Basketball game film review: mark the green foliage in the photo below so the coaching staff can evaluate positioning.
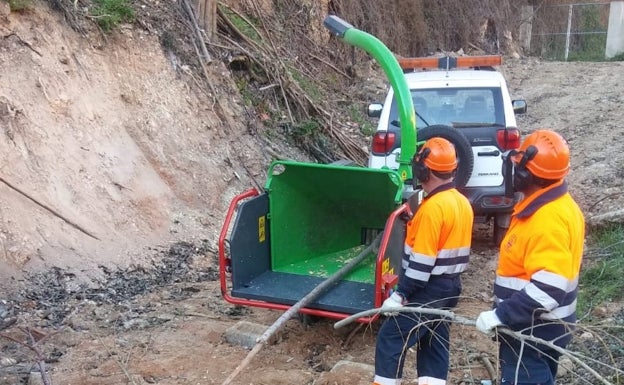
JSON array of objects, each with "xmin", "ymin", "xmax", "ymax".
[
  {"xmin": 566, "ymin": 33, "xmax": 607, "ymax": 62},
  {"xmin": 293, "ymin": 119, "xmax": 321, "ymax": 137},
  {"xmin": 578, "ymin": 224, "xmax": 624, "ymax": 316},
  {"xmin": 91, "ymin": 0, "xmax": 135, "ymax": 32}
]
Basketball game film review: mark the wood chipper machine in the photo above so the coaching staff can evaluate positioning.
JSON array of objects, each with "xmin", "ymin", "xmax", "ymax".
[{"xmin": 218, "ymin": 16, "xmax": 420, "ymax": 324}]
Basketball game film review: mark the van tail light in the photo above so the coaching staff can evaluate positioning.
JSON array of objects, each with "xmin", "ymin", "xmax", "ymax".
[
  {"xmin": 496, "ymin": 128, "xmax": 520, "ymax": 151},
  {"xmin": 371, "ymin": 131, "xmax": 396, "ymax": 154},
  {"xmin": 482, "ymin": 196, "xmax": 515, "ymax": 208}
]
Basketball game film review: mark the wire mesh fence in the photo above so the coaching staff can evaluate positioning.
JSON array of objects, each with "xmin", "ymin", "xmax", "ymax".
[{"xmin": 530, "ymin": 2, "xmax": 610, "ymax": 61}]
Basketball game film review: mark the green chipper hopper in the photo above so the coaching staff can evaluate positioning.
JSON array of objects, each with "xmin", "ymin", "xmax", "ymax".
[{"xmin": 218, "ymin": 16, "xmax": 419, "ymax": 323}]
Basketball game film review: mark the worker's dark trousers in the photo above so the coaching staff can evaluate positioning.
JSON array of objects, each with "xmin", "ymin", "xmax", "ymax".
[
  {"xmin": 374, "ymin": 276, "xmax": 461, "ymax": 383},
  {"xmin": 499, "ymin": 337, "xmax": 561, "ymax": 385}
]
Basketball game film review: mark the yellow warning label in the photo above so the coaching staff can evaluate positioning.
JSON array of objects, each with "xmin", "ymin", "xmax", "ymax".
[
  {"xmin": 381, "ymin": 257, "xmax": 394, "ymax": 276},
  {"xmin": 258, "ymin": 216, "xmax": 266, "ymax": 242}
]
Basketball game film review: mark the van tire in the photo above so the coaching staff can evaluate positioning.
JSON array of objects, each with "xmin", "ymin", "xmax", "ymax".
[
  {"xmin": 417, "ymin": 125, "xmax": 474, "ymax": 187},
  {"xmin": 493, "ymin": 221, "xmax": 507, "ymax": 246}
]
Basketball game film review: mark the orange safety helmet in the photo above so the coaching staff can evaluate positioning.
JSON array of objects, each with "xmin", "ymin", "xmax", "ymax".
[
  {"xmin": 513, "ymin": 129, "xmax": 570, "ymax": 180},
  {"xmin": 420, "ymin": 137, "xmax": 458, "ymax": 172},
  {"xmin": 412, "ymin": 137, "xmax": 457, "ymax": 183}
]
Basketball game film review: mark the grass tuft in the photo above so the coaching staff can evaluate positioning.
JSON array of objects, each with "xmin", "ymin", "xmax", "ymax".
[
  {"xmin": 578, "ymin": 224, "xmax": 624, "ymax": 316},
  {"xmin": 91, "ymin": 0, "xmax": 135, "ymax": 32}
]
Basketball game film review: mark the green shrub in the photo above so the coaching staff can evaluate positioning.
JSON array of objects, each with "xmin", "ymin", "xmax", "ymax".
[
  {"xmin": 570, "ymin": 5, "xmax": 605, "ymax": 61},
  {"xmin": 91, "ymin": 0, "xmax": 135, "ymax": 32},
  {"xmin": 293, "ymin": 119, "xmax": 321, "ymax": 137},
  {"xmin": 578, "ymin": 224, "xmax": 624, "ymax": 316},
  {"xmin": 610, "ymin": 52, "xmax": 624, "ymax": 62}
]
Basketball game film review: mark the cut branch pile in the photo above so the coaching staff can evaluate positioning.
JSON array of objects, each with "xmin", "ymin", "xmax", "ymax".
[{"xmin": 190, "ymin": 0, "xmax": 369, "ymax": 164}]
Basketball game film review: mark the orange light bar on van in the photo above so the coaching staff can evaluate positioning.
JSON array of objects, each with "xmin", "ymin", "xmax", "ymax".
[{"xmin": 398, "ymin": 55, "xmax": 502, "ymax": 70}]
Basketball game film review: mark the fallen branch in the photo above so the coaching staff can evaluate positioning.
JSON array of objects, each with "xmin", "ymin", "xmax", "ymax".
[
  {"xmin": 333, "ymin": 306, "xmax": 474, "ymax": 329},
  {"xmin": 1, "ymin": 32, "xmax": 42, "ymax": 56},
  {"xmin": 588, "ymin": 208, "xmax": 624, "ymax": 228},
  {"xmin": 335, "ymin": 307, "xmax": 620, "ymax": 385},
  {"xmin": 0, "ymin": 176, "xmax": 100, "ymax": 240},
  {"xmin": 181, "ymin": 311, "xmax": 220, "ymax": 319},
  {"xmin": 587, "ymin": 191, "xmax": 624, "ymax": 212},
  {"xmin": 497, "ymin": 328, "xmax": 617, "ymax": 385}
]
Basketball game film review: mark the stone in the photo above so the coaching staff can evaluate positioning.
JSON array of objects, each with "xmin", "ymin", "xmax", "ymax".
[
  {"xmin": 557, "ymin": 357, "xmax": 574, "ymax": 377},
  {"xmin": 223, "ymin": 320, "xmax": 268, "ymax": 349},
  {"xmin": 0, "ymin": 2, "xmax": 10, "ymax": 17},
  {"xmin": 312, "ymin": 360, "xmax": 374, "ymax": 385}
]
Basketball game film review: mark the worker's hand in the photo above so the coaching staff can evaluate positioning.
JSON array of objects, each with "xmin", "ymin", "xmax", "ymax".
[
  {"xmin": 476, "ymin": 310, "xmax": 503, "ymax": 335},
  {"xmin": 381, "ymin": 292, "xmax": 406, "ymax": 316}
]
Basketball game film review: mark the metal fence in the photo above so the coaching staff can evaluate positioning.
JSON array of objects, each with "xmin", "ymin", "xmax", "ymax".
[{"xmin": 530, "ymin": 2, "xmax": 611, "ymax": 61}]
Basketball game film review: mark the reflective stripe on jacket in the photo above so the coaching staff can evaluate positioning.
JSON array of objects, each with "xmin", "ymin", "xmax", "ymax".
[
  {"xmin": 494, "ymin": 180, "xmax": 585, "ymax": 344},
  {"xmin": 398, "ymin": 183, "xmax": 473, "ymax": 296}
]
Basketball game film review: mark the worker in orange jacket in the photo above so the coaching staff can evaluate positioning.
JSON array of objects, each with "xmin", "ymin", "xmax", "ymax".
[
  {"xmin": 476, "ymin": 129, "xmax": 585, "ymax": 385},
  {"xmin": 374, "ymin": 137, "xmax": 474, "ymax": 385}
]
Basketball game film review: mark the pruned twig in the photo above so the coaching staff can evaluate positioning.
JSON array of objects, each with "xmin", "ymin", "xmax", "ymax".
[
  {"xmin": 0, "ymin": 327, "xmax": 61, "ymax": 385},
  {"xmin": 24, "ymin": 328, "xmax": 53, "ymax": 385},
  {"xmin": 97, "ymin": 337, "xmax": 138, "ymax": 385}
]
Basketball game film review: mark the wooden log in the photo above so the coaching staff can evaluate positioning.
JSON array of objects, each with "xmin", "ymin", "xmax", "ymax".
[
  {"xmin": 588, "ymin": 208, "xmax": 624, "ymax": 228},
  {"xmin": 195, "ymin": 0, "xmax": 217, "ymax": 39}
]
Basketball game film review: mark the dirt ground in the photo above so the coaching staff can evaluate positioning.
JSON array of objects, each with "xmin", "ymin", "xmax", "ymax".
[{"xmin": 1, "ymin": 1, "xmax": 623, "ymax": 385}]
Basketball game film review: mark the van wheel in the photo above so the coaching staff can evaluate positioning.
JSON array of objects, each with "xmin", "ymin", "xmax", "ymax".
[
  {"xmin": 417, "ymin": 125, "xmax": 474, "ymax": 188},
  {"xmin": 493, "ymin": 213, "xmax": 511, "ymax": 246}
]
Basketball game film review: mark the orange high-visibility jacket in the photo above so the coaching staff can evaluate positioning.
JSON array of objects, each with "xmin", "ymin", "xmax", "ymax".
[
  {"xmin": 494, "ymin": 180, "xmax": 585, "ymax": 344},
  {"xmin": 398, "ymin": 183, "xmax": 474, "ymax": 296}
]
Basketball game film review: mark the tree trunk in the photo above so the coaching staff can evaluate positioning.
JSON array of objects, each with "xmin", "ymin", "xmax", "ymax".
[{"xmin": 195, "ymin": 0, "xmax": 217, "ymax": 39}]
